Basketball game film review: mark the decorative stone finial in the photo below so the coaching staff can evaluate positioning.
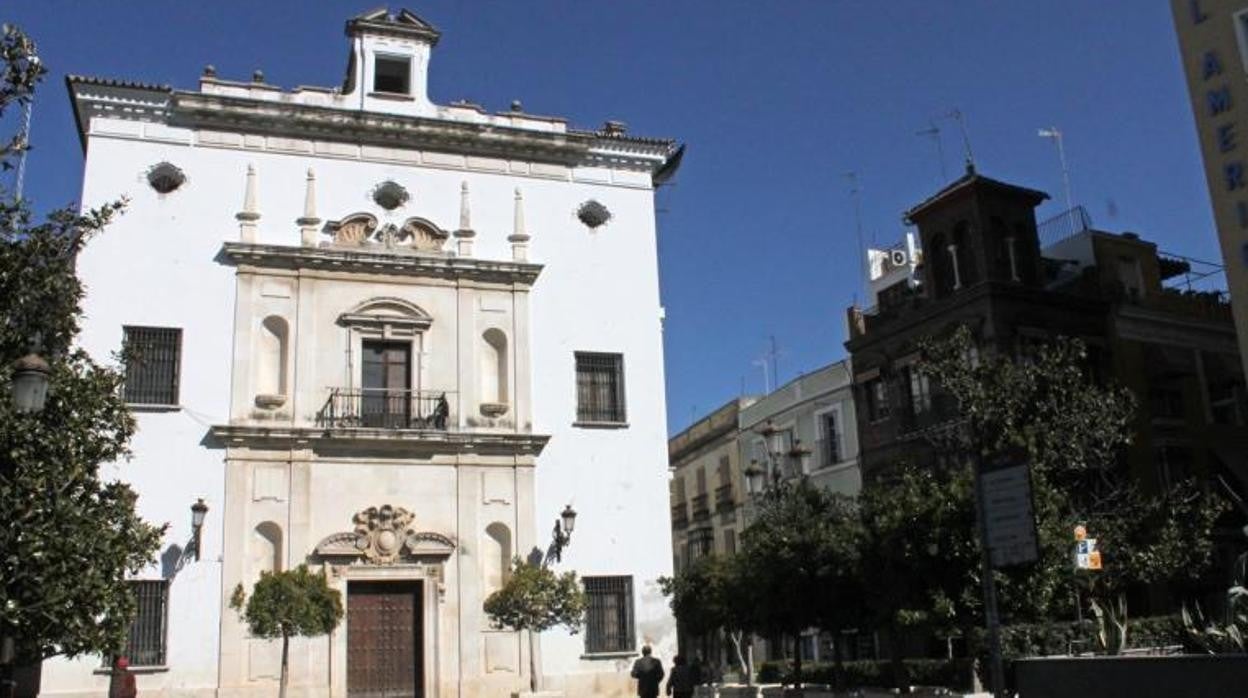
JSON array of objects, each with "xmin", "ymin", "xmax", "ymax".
[
  {"xmin": 453, "ymin": 181, "xmax": 475, "ymax": 257},
  {"xmin": 202, "ymin": 64, "xmax": 216, "ymax": 78},
  {"xmin": 236, "ymin": 164, "xmax": 260, "ymax": 243},
  {"xmin": 510, "ymin": 100, "xmax": 523, "ymax": 112},
  {"xmin": 252, "ymin": 69, "xmax": 265, "ymax": 83},
  {"xmin": 297, "ymin": 168, "xmax": 320, "ymax": 247},
  {"xmin": 509, "ymin": 187, "xmax": 531, "ymax": 262}
]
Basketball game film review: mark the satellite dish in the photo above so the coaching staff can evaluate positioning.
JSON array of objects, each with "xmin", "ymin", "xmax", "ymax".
[{"xmin": 890, "ymin": 249, "xmax": 908, "ymax": 267}]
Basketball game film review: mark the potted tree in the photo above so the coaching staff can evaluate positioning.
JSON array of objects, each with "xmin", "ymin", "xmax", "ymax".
[{"xmin": 484, "ymin": 559, "xmax": 587, "ymax": 697}]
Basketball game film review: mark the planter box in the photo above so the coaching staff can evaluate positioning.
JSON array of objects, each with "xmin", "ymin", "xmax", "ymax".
[{"xmin": 1015, "ymin": 654, "xmax": 1248, "ymax": 698}]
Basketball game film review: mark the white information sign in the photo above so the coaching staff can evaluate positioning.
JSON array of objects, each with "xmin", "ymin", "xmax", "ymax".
[{"xmin": 981, "ymin": 463, "xmax": 1039, "ymax": 568}]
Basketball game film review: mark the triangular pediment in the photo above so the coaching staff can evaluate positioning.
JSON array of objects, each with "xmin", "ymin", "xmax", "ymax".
[{"xmin": 347, "ymin": 7, "xmax": 440, "ymax": 44}]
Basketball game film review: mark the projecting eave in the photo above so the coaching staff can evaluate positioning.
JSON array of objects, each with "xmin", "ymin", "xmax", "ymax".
[
  {"xmin": 65, "ymin": 74, "xmax": 173, "ymax": 152},
  {"xmin": 219, "ymin": 242, "xmax": 544, "ymax": 286}
]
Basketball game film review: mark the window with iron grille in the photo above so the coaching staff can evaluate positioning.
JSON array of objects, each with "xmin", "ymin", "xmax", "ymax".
[
  {"xmin": 583, "ymin": 575, "xmax": 635, "ymax": 654},
  {"xmin": 117, "ymin": 580, "xmax": 169, "ymax": 667},
  {"xmin": 687, "ymin": 527, "xmax": 713, "ymax": 562},
  {"xmin": 122, "ymin": 326, "xmax": 182, "ymax": 406},
  {"xmin": 820, "ymin": 412, "xmax": 840, "ymax": 467},
  {"xmin": 575, "ymin": 352, "xmax": 626, "ymax": 424}
]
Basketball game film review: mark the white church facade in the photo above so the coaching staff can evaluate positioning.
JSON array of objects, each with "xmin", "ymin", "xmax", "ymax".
[{"xmin": 44, "ymin": 9, "xmax": 681, "ymax": 697}]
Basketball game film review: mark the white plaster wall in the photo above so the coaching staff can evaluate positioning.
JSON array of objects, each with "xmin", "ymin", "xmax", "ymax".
[{"xmin": 52, "ymin": 113, "xmax": 674, "ymax": 694}]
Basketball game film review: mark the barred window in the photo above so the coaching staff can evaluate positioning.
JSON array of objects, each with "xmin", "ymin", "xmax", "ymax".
[
  {"xmin": 120, "ymin": 580, "xmax": 169, "ymax": 667},
  {"xmin": 122, "ymin": 326, "xmax": 182, "ymax": 406},
  {"xmin": 687, "ymin": 527, "xmax": 713, "ymax": 562},
  {"xmin": 820, "ymin": 412, "xmax": 840, "ymax": 467},
  {"xmin": 584, "ymin": 575, "xmax": 635, "ymax": 654},
  {"xmin": 575, "ymin": 352, "xmax": 626, "ymax": 424}
]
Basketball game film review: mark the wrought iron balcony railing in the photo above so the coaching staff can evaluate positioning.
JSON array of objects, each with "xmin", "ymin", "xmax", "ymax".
[
  {"xmin": 714, "ymin": 484, "xmax": 735, "ymax": 511},
  {"xmin": 671, "ymin": 502, "xmax": 689, "ymax": 529},
  {"xmin": 691, "ymin": 493, "xmax": 711, "ymax": 520},
  {"xmin": 316, "ymin": 388, "xmax": 451, "ymax": 430}
]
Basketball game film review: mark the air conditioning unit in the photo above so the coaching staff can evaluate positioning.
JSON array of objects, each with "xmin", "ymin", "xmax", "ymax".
[{"xmin": 889, "ymin": 248, "xmax": 908, "ymax": 268}]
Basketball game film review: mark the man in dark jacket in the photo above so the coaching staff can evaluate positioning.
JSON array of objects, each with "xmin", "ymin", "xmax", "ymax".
[
  {"xmin": 631, "ymin": 645, "xmax": 665, "ymax": 698},
  {"xmin": 666, "ymin": 654, "xmax": 696, "ymax": 698}
]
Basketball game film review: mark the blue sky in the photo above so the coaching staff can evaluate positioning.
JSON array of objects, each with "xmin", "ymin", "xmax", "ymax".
[{"xmin": 4, "ymin": 1, "xmax": 1219, "ymax": 435}]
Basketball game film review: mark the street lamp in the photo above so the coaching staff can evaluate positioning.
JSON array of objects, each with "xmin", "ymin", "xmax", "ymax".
[
  {"xmin": 10, "ymin": 352, "xmax": 50, "ymax": 414},
  {"xmin": 787, "ymin": 439, "xmax": 813, "ymax": 477},
  {"xmin": 547, "ymin": 504, "xmax": 577, "ymax": 565},
  {"xmin": 743, "ymin": 460, "xmax": 765, "ymax": 497},
  {"xmin": 190, "ymin": 499, "xmax": 209, "ymax": 561}
]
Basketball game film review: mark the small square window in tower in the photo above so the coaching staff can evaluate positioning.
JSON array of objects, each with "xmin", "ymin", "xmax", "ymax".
[{"xmin": 374, "ymin": 56, "xmax": 411, "ymax": 94}]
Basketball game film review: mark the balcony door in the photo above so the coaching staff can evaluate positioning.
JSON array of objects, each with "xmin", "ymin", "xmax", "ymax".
[{"xmin": 362, "ymin": 340, "xmax": 410, "ymax": 428}]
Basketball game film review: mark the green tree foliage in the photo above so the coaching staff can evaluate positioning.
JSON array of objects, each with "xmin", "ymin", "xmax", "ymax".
[
  {"xmin": 0, "ymin": 23, "xmax": 163, "ymax": 665},
  {"xmin": 919, "ymin": 327, "xmax": 1225, "ymax": 599},
  {"xmin": 737, "ymin": 479, "xmax": 864, "ymax": 688},
  {"xmin": 230, "ymin": 566, "xmax": 343, "ymax": 698},
  {"xmin": 659, "ymin": 554, "xmax": 755, "ymax": 681},
  {"xmin": 484, "ymin": 559, "xmax": 586, "ymax": 692}
]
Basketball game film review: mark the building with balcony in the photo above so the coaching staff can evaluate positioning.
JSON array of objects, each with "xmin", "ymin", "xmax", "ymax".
[
  {"xmin": 46, "ymin": 8, "xmax": 682, "ymax": 698},
  {"xmin": 666, "ymin": 360, "xmax": 862, "ymax": 672},
  {"xmin": 844, "ymin": 167, "xmax": 1248, "ymax": 605}
]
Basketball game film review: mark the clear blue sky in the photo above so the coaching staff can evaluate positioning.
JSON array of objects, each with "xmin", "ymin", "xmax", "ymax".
[{"xmin": 4, "ymin": 1, "xmax": 1220, "ymax": 435}]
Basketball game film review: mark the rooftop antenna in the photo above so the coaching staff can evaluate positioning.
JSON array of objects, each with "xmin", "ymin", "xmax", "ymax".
[
  {"xmin": 14, "ymin": 97, "xmax": 33, "ymax": 201},
  {"xmin": 753, "ymin": 336, "xmax": 785, "ymax": 394},
  {"xmin": 945, "ymin": 109, "xmax": 975, "ymax": 170},
  {"xmin": 1038, "ymin": 126, "xmax": 1075, "ymax": 214},
  {"xmin": 916, "ymin": 121, "xmax": 948, "ymax": 182},
  {"xmin": 845, "ymin": 171, "xmax": 866, "ymax": 291}
]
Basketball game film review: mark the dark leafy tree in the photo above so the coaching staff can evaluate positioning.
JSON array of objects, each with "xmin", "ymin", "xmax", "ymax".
[
  {"xmin": 0, "ymin": 22, "xmax": 163, "ymax": 675},
  {"xmin": 734, "ymin": 478, "xmax": 864, "ymax": 689},
  {"xmin": 659, "ymin": 554, "xmax": 756, "ymax": 683},
  {"xmin": 484, "ymin": 559, "xmax": 586, "ymax": 693},
  {"xmin": 230, "ymin": 566, "xmax": 344, "ymax": 698}
]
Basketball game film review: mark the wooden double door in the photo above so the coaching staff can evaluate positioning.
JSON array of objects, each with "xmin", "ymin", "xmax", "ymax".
[{"xmin": 347, "ymin": 580, "xmax": 424, "ymax": 698}]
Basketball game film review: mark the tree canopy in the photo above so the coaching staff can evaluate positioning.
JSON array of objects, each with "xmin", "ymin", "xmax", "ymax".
[
  {"xmin": 0, "ymin": 23, "xmax": 163, "ymax": 664},
  {"xmin": 483, "ymin": 559, "xmax": 586, "ymax": 634}
]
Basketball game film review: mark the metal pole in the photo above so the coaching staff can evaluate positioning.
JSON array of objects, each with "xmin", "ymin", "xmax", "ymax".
[
  {"xmin": 973, "ymin": 455, "xmax": 1006, "ymax": 697},
  {"xmin": 14, "ymin": 99, "xmax": 32, "ymax": 202}
]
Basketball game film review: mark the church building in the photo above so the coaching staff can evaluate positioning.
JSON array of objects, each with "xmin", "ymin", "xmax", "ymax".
[{"xmin": 45, "ymin": 9, "xmax": 681, "ymax": 697}]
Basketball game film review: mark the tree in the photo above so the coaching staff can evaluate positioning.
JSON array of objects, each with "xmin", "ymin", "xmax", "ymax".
[
  {"xmin": 734, "ymin": 478, "xmax": 864, "ymax": 689},
  {"xmin": 484, "ymin": 559, "xmax": 586, "ymax": 693},
  {"xmin": 230, "ymin": 566, "xmax": 344, "ymax": 698},
  {"xmin": 858, "ymin": 464, "xmax": 979, "ymax": 688},
  {"xmin": 659, "ymin": 554, "xmax": 755, "ymax": 683},
  {"xmin": 0, "ymin": 21, "xmax": 163, "ymax": 678},
  {"xmin": 918, "ymin": 327, "xmax": 1225, "ymax": 610}
]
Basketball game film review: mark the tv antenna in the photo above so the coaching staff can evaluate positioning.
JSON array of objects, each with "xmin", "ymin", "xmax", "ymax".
[
  {"xmin": 1038, "ymin": 126, "xmax": 1075, "ymax": 214},
  {"xmin": 944, "ymin": 108, "xmax": 975, "ymax": 169},
  {"xmin": 14, "ymin": 98, "xmax": 33, "ymax": 201},
  {"xmin": 845, "ymin": 171, "xmax": 866, "ymax": 290},
  {"xmin": 916, "ymin": 121, "xmax": 947, "ymax": 181}
]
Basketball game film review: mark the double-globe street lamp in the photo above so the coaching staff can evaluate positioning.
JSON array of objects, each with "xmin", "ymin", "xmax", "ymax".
[{"xmin": 742, "ymin": 420, "xmax": 813, "ymax": 498}]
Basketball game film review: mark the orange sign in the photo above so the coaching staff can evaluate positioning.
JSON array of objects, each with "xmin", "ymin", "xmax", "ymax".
[{"xmin": 1074, "ymin": 525, "xmax": 1087, "ymax": 541}]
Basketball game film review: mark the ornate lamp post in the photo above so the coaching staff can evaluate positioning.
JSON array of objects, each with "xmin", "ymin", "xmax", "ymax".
[
  {"xmin": 10, "ymin": 352, "xmax": 50, "ymax": 414},
  {"xmin": 190, "ymin": 499, "xmax": 209, "ymax": 561},
  {"xmin": 546, "ymin": 504, "xmax": 577, "ymax": 565}
]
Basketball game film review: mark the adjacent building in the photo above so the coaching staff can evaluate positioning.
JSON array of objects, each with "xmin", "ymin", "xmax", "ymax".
[
  {"xmin": 667, "ymin": 360, "xmax": 862, "ymax": 671},
  {"xmin": 844, "ymin": 167, "xmax": 1248, "ymax": 611},
  {"xmin": 1172, "ymin": 0, "xmax": 1248, "ymax": 380},
  {"xmin": 47, "ymin": 9, "xmax": 681, "ymax": 697}
]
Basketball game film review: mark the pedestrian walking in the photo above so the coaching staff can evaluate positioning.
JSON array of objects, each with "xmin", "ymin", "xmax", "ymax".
[
  {"xmin": 666, "ymin": 654, "xmax": 697, "ymax": 698},
  {"xmin": 631, "ymin": 645, "xmax": 665, "ymax": 698}
]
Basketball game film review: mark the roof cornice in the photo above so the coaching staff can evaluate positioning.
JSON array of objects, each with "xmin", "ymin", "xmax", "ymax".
[
  {"xmin": 209, "ymin": 424, "xmax": 550, "ymax": 457},
  {"xmin": 171, "ymin": 91, "xmax": 603, "ymax": 166},
  {"xmin": 220, "ymin": 242, "xmax": 544, "ymax": 286}
]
